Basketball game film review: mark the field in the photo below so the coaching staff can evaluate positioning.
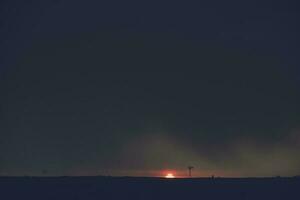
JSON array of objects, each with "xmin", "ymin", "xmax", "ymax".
[{"xmin": 1, "ymin": 176, "xmax": 299, "ymax": 199}]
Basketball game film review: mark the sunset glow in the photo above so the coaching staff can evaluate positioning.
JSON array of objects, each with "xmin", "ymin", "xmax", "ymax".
[{"xmin": 165, "ymin": 173, "xmax": 175, "ymax": 178}]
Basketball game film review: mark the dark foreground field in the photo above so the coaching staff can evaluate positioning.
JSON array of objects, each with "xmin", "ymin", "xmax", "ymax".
[{"xmin": 1, "ymin": 176, "xmax": 299, "ymax": 199}]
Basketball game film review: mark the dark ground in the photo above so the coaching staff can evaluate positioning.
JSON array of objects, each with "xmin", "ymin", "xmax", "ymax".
[{"xmin": 0, "ymin": 176, "xmax": 300, "ymax": 199}]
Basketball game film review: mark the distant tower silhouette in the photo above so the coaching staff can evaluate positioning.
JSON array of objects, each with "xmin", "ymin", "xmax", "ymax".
[{"xmin": 188, "ymin": 166, "xmax": 194, "ymax": 177}]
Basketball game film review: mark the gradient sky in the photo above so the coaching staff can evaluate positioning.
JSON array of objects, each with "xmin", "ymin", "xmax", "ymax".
[{"xmin": 1, "ymin": 0, "xmax": 300, "ymax": 177}]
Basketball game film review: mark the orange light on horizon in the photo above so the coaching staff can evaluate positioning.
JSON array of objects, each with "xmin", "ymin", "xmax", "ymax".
[{"xmin": 165, "ymin": 173, "xmax": 175, "ymax": 178}]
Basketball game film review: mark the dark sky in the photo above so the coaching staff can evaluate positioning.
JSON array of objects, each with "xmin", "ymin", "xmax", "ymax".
[{"xmin": 1, "ymin": 0, "xmax": 300, "ymax": 177}]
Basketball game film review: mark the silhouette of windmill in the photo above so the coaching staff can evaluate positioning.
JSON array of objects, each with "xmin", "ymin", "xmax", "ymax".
[{"xmin": 188, "ymin": 166, "xmax": 194, "ymax": 177}]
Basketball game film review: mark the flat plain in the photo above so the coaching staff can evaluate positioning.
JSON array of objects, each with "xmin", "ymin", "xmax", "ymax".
[{"xmin": 1, "ymin": 176, "xmax": 299, "ymax": 200}]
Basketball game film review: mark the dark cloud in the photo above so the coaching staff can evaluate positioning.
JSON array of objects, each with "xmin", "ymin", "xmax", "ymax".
[{"xmin": 1, "ymin": 0, "xmax": 299, "ymax": 177}]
